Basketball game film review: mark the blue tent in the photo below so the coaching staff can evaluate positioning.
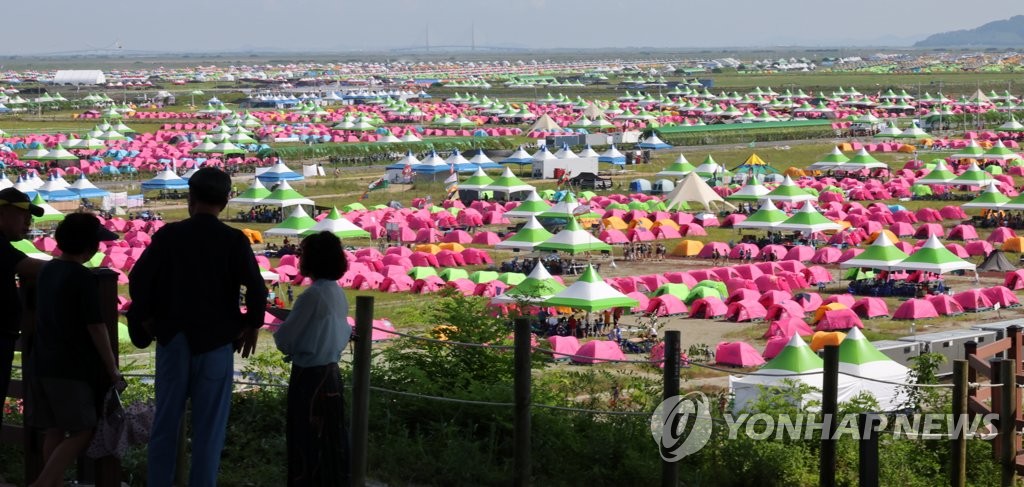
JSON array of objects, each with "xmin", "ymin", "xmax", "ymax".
[
  {"xmin": 629, "ymin": 179, "xmax": 652, "ymax": 192},
  {"xmin": 255, "ymin": 161, "xmax": 304, "ymax": 183}
]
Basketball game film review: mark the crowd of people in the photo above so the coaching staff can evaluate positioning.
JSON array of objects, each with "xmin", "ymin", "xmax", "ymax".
[
  {"xmin": 622, "ymin": 242, "xmax": 666, "ymax": 261},
  {"xmin": 235, "ymin": 205, "xmax": 284, "ymax": 224}
]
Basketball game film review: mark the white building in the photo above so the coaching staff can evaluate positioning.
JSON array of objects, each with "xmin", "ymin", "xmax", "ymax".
[{"xmin": 52, "ymin": 70, "xmax": 106, "ymax": 85}]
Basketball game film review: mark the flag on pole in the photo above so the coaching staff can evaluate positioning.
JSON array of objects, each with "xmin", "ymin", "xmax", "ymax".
[
  {"xmin": 443, "ymin": 172, "xmax": 458, "ymax": 186},
  {"xmin": 401, "ymin": 164, "xmax": 413, "ymax": 177},
  {"xmin": 367, "ymin": 177, "xmax": 385, "ymax": 191},
  {"xmin": 557, "ymin": 170, "xmax": 572, "ymax": 187}
]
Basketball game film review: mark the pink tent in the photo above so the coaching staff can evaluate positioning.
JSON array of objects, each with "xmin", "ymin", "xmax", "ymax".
[
  {"xmin": 473, "ymin": 281, "xmax": 508, "ymax": 298},
  {"xmin": 545, "ymin": 335, "xmax": 581, "ymax": 360},
  {"xmin": 763, "ymin": 317, "xmax": 814, "ymax": 338},
  {"xmin": 646, "ymin": 295, "xmax": 688, "ymax": 316},
  {"xmin": 729, "ymin": 243, "xmax": 760, "ymax": 260},
  {"xmin": 914, "ymin": 223, "xmax": 944, "ymax": 239},
  {"xmin": 954, "ymin": 289, "xmax": 994, "ymax": 311},
  {"xmin": 947, "ymin": 225, "xmax": 979, "ymax": 241},
  {"xmin": 726, "ymin": 288, "xmax": 761, "ymax": 305},
  {"xmin": 385, "ymin": 246, "xmax": 413, "ymax": 257},
  {"xmin": 725, "ymin": 300, "xmax": 768, "ymax": 322},
  {"xmin": 409, "ymin": 252, "xmax": 440, "ymax": 267},
  {"xmin": 765, "ymin": 301, "xmax": 807, "ymax": 321},
  {"xmin": 893, "ymin": 299, "xmax": 939, "ymax": 320},
  {"xmin": 572, "ymin": 340, "xmax": 627, "ymax": 364},
  {"xmin": 784, "ymin": 245, "xmax": 815, "ymax": 262},
  {"xmin": 689, "ymin": 297, "xmax": 728, "ymax": 319},
  {"xmin": 802, "ymin": 266, "xmax": 834, "ymax": 285},
  {"xmin": 760, "ymin": 244, "xmax": 788, "ymax": 261},
  {"xmin": 810, "ymin": 247, "xmax": 841, "ymax": 264},
  {"xmin": 471, "ymin": 231, "xmax": 502, "ymax": 246},
  {"xmin": 626, "ymin": 292, "xmax": 650, "ymax": 313},
  {"xmin": 823, "ymin": 294, "xmax": 856, "ymax": 307},
  {"xmin": 794, "ymin": 292, "xmax": 824, "ymax": 312},
  {"xmin": 436, "ymin": 250, "xmax": 466, "ymax": 267},
  {"xmin": 926, "ymin": 294, "xmax": 964, "ymax": 316},
  {"xmin": 762, "ymin": 336, "xmax": 789, "ymax": 360},
  {"xmin": 412, "ymin": 276, "xmax": 445, "ymax": 294},
  {"xmin": 599, "ymin": 229, "xmax": 629, "ymax": 244},
  {"xmin": 988, "ymin": 227, "xmax": 1016, "ymax": 244},
  {"xmin": 1004, "ymin": 270, "xmax": 1024, "ymax": 290},
  {"xmin": 982, "ymin": 286, "xmax": 1019, "ymax": 308},
  {"xmin": 758, "ymin": 290, "xmax": 793, "ymax": 308},
  {"xmin": 725, "ymin": 277, "xmax": 758, "ymax": 294},
  {"xmin": 965, "ymin": 241, "xmax": 994, "ymax": 257},
  {"xmin": 379, "ymin": 275, "xmax": 415, "ymax": 293},
  {"xmin": 697, "ymin": 242, "xmax": 730, "ymax": 259},
  {"xmin": 444, "ymin": 278, "xmax": 476, "ymax": 296},
  {"xmin": 754, "ymin": 275, "xmax": 791, "ymax": 293},
  {"xmin": 815, "ymin": 309, "xmax": 864, "ymax": 331},
  {"xmin": 851, "ymin": 297, "xmax": 889, "ymax": 319},
  {"xmin": 715, "ymin": 342, "xmax": 766, "ymax": 367},
  {"xmin": 442, "ymin": 230, "xmax": 472, "ymax": 243},
  {"xmin": 351, "ymin": 272, "xmax": 385, "ymax": 291}
]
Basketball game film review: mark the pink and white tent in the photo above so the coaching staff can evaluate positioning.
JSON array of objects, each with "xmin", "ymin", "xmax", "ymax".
[
  {"xmin": 893, "ymin": 299, "xmax": 939, "ymax": 320},
  {"xmin": 572, "ymin": 340, "xmax": 627, "ymax": 364},
  {"xmin": 715, "ymin": 342, "xmax": 766, "ymax": 367}
]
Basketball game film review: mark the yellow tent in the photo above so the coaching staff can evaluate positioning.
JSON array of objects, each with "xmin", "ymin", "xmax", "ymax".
[
  {"xmin": 416, "ymin": 244, "xmax": 443, "ymax": 254},
  {"xmin": 438, "ymin": 243, "xmax": 465, "ymax": 253},
  {"xmin": 743, "ymin": 153, "xmax": 768, "ymax": 167},
  {"xmin": 814, "ymin": 303, "xmax": 849, "ymax": 323},
  {"xmin": 651, "ymin": 219, "xmax": 680, "ymax": 231},
  {"xmin": 897, "ymin": 144, "xmax": 917, "ymax": 153},
  {"xmin": 810, "ymin": 331, "xmax": 846, "ymax": 352},
  {"xmin": 671, "ymin": 240, "xmax": 704, "ymax": 257},
  {"xmin": 785, "ymin": 167, "xmax": 808, "ymax": 178},
  {"xmin": 602, "ymin": 217, "xmax": 628, "ymax": 230}
]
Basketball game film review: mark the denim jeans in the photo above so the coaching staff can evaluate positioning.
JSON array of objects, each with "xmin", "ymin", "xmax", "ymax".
[{"xmin": 147, "ymin": 333, "xmax": 234, "ymax": 487}]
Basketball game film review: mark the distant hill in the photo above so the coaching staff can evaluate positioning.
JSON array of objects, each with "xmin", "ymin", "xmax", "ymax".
[{"xmin": 916, "ymin": 15, "xmax": 1024, "ymax": 47}]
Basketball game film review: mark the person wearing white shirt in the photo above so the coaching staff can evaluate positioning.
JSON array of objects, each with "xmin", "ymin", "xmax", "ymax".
[{"xmin": 273, "ymin": 232, "xmax": 351, "ymax": 486}]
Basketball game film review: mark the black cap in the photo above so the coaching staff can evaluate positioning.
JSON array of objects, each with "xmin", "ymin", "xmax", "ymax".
[{"xmin": 0, "ymin": 188, "xmax": 44, "ymax": 217}]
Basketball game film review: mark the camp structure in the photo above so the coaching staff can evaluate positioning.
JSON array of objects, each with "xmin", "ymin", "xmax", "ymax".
[
  {"xmin": 734, "ymin": 199, "xmax": 788, "ymax": 230},
  {"xmin": 544, "ymin": 265, "xmax": 638, "ymax": 312},
  {"xmin": 978, "ymin": 249, "xmax": 1016, "ymax": 272},
  {"xmin": 656, "ymin": 154, "xmax": 696, "ymax": 178},
  {"xmin": 663, "ymin": 172, "xmax": 736, "ymax": 212},
  {"xmin": 730, "ymin": 334, "xmax": 856, "ymax": 413},
  {"xmin": 807, "ymin": 147, "xmax": 850, "ymax": 171},
  {"xmin": 502, "ymin": 190, "xmax": 552, "ymax": 219},
  {"xmin": 763, "ymin": 175, "xmax": 816, "ymax": 204},
  {"xmin": 963, "ymin": 182, "xmax": 1009, "ymax": 210},
  {"xmin": 265, "ymin": 206, "xmax": 317, "ymax": 237},
  {"xmin": 894, "ymin": 235, "xmax": 977, "ymax": 276},
  {"xmin": 730, "ymin": 153, "xmax": 779, "ymax": 178},
  {"xmin": 300, "ymin": 207, "xmax": 371, "ymax": 239},
  {"xmin": 839, "ymin": 232, "xmax": 909, "ymax": 271},
  {"xmin": 491, "ymin": 261, "xmax": 566, "ymax": 304},
  {"xmin": 495, "ymin": 216, "xmax": 554, "ymax": 251},
  {"xmin": 535, "ymin": 218, "xmax": 612, "ymax": 254},
  {"xmin": 774, "ymin": 202, "xmax": 842, "ymax": 234},
  {"xmin": 141, "ymin": 166, "xmax": 189, "ymax": 191},
  {"xmin": 837, "ymin": 327, "xmax": 910, "ymax": 411},
  {"xmin": 256, "ymin": 160, "xmax": 304, "ymax": 183},
  {"xmin": 915, "ymin": 159, "xmax": 957, "ymax": 185},
  {"xmin": 484, "ymin": 167, "xmax": 536, "ymax": 201},
  {"xmin": 229, "ymin": 179, "xmax": 273, "ymax": 205}
]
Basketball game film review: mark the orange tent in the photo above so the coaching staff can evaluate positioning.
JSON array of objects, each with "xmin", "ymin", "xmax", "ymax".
[
  {"xmin": 437, "ymin": 243, "xmax": 464, "ymax": 253},
  {"xmin": 242, "ymin": 228, "xmax": 263, "ymax": 244},
  {"xmin": 785, "ymin": 167, "xmax": 807, "ymax": 178},
  {"xmin": 671, "ymin": 240, "xmax": 704, "ymax": 257},
  {"xmin": 810, "ymin": 331, "xmax": 846, "ymax": 352},
  {"xmin": 1002, "ymin": 237, "xmax": 1024, "ymax": 253},
  {"xmin": 651, "ymin": 219, "xmax": 681, "ymax": 231},
  {"xmin": 416, "ymin": 244, "xmax": 443, "ymax": 254},
  {"xmin": 897, "ymin": 144, "xmax": 917, "ymax": 153},
  {"xmin": 838, "ymin": 143, "xmax": 854, "ymax": 152},
  {"xmin": 628, "ymin": 217, "xmax": 654, "ymax": 230},
  {"xmin": 864, "ymin": 229, "xmax": 900, "ymax": 245},
  {"xmin": 814, "ymin": 303, "xmax": 849, "ymax": 323}
]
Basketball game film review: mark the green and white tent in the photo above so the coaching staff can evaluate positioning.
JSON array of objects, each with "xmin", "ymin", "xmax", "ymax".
[
  {"xmin": 734, "ymin": 199, "xmax": 788, "ymax": 230},
  {"xmin": 894, "ymin": 235, "xmax": 977, "ymax": 275},
  {"xmin": 949, "ymin": 161, "xmax": 994, "ymax": 187},
  {"xmin": 915, "ymin": 160, "xmax": 957, "ymax": 185},
  {"xmin": 11, "ymin": 239, "xmax": 52, "ymax": 261},
  {"xmin": 485, "ymin": 167, "xmax": 535, "ymax": 199},
  {"xmin": 495, "ymin": 216, "xmax": 554, "ymax": 251},
  {"xmin": 265, "ymin": 206, "xmax": 317, "ymax": 237},
  {"xmin": 840, "ymin": 148, "xmax": 887, "ymax": 172},
  {"xmin": 544, "ymin": 265, "xmax": 637, "ymax": 312},
  {"xmin": 693, "ymin": 155, "xmax": 724, "ymax": 178},
  {"xmin": 807, "ymin": 146, "xmax": 850, "ymax": 171},
  {"xmin": 300, "ymin": 207, "xmax": 371, "ymax": 239},
  {"xmin": 963, "ymin": 182, "xmax": 1010, "ymax": 209},
  {"xmin": 503, "ymin": 190, "xmax": 552, "ymax": 219},
  {"xmin": 229, "ymin": 179, "xmax": 272, "ymax": 205},
  {"xmin": 537, "ymin": 193, "xmax": 600, "ymax": 220},
  {"xmin": 838, "ymin": 327, "xmax": 911, "ymax": 411},
  {"xmin": 31, "ymin": 193, "xmax": 64, "ymax": 223},
  {"xmin": 39, "ymin": 146, "xmax": 78, "ymax": 161},
  {"xmin": 656, "ymin": 154, "xmax": 696, "ymax": 177},
  {"xmin": 775, "ymin": 202, "xmax": 842, "ymax": 233},
  {"xmin": 763, "ymin": 175, "xmax": 816, "ymax": 204},
  {"xmin": 491, "ymin": 261, "xmax": 566, "ymax": 304},
  {"xmin": 951, "ymin": 139, "xmax": 986, "ymax": 160},
  {"xmin": 982, "ymin": 140, "xmax": 1022, "ymax": 161},
  {"xmin": 730, "ymin": 334, "xmax": 857, "ymax": 413},
  {"xmin": 896, "ymin": 126, "xmax": 932, "ymax": 140},
  {"xmin": 725, "ymin": 178, "xmax": 771, "ymax": 201},
  {"xmin": 535, "ymin": 218, "xmax": 612, "ymax": 254},
  {"xmin": 997, "ymin": 117, "xmax": 1024, "ymax": 133},
  {"xmin": 260, "ymin": 181, "xmax": 315, "ymax": 208},
  {"xmin": 873, "ymin": 122, "xmax": 902, "ymax": 139},
  {"xmin": 839, "ymin": 232, "xmax": 908, "ymax": 270},
  {"xmin": 459, "ymin": 167, "xmax": 494, "ymax": 192}
]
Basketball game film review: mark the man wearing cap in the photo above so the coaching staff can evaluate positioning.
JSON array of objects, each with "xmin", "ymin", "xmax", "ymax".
[
  {"xmin": 128, "ymin": 168, "xmax": 266, "ymax": 487},
  {"xmin": 0, "ymin": 187, "xmax": 45, "ymax": 425}
]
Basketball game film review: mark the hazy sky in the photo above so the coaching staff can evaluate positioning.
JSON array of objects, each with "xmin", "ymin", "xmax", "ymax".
[{"xmin": 3, "ymin": 0, "xmax": 1021, "ymax": 54}]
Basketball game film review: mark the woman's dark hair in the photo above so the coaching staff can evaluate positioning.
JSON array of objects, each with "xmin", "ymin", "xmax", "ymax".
[{"xmin": 299, "ymin": 231, "xmax": 347, "ymax": 280}]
